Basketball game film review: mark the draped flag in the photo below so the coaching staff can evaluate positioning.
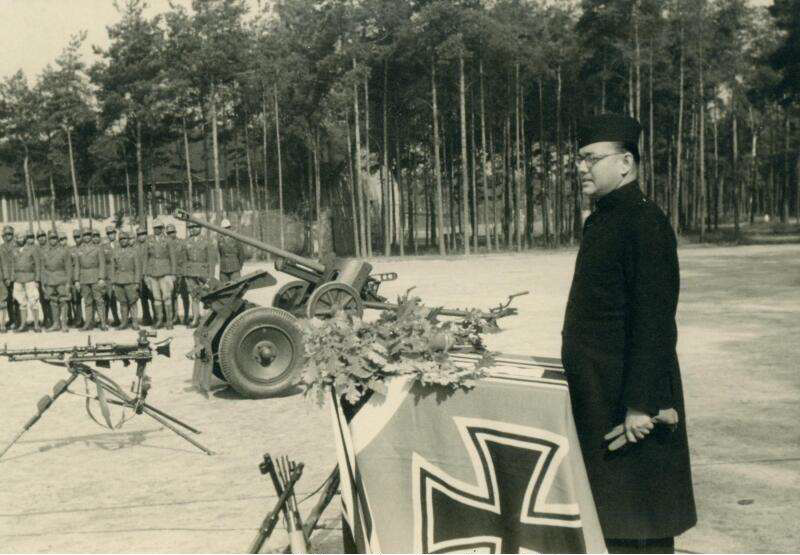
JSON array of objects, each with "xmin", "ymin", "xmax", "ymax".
[{"xmin": 331, "ymin": 353, "xmax": 606, "ymax": 554}]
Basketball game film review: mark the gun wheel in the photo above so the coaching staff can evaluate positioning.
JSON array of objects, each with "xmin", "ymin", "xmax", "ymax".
[
  {"xmin": 217, "ymin": 307, "xmax": 304, "ymax": 398},
  {"xmin": 305, "ymin": 282, "xmax": 364, "ymax": 319},
  {"xmin": 272, "ymin": 280, "xmax": 310, "ymax": 312}
]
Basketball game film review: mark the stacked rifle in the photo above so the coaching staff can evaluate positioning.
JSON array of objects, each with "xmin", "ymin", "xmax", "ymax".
[{"xmin": 249, "ymin": 453, "xmax": 341, "ymax": 554}]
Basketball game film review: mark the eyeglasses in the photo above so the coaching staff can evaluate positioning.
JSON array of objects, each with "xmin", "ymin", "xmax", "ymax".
[{"xmin": 575, "ymin": 151, "xmax": 624, "ymax": 168}]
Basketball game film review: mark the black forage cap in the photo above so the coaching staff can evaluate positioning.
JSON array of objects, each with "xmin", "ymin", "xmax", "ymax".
[{"xmin": 577, "ymin": 113, "xmax": 642, "ymax": 149}]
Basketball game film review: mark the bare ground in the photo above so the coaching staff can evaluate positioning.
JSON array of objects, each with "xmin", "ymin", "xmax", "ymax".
[{"xmin": 1, "ymin": 244, "xmax": 799, "ymax": 553}]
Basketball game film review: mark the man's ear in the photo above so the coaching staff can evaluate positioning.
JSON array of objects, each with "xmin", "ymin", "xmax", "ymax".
[{"xmin": 620, "ymin": 152, "xmax": 634, "ymax": 177}]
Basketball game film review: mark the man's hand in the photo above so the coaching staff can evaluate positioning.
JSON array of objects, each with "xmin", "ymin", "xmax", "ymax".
[
  {"xmin": 604, "ymin": 408, "xmax": 679, "ymax": 451},
  {"xmin": 624, "ymin": 408, "xmax": 654, "ymax": 443}
]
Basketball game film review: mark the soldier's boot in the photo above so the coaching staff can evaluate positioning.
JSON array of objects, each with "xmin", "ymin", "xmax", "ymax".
[
  {"xmin": 0, "ymin": 310, "xmax": 7, "ymax": 333},
  {"xmin": 118, "ymin": 304, "xmax": 129, "ymax": 330},
  {"xmin": 97, "ymin": 301, "xmax": 108, "ymax": 331},
  {"xmin": 81, "ymin": 302, "xmax": 95, "ymax": 331},
  {"xmin": 164, "ymin": 304, "xmax": 174, "ymax": 330},
  {"xmin": 32, "ymin": 307, "xmax": 41, "ymax": 333},
  {"xmin": 129, "ymin": 305, "xmax": 140, "ymax": 331},
  {"xmin": 109, "ymin": 297, "xmax": 120, "ymax": 327},
  {"xmin": 141, "ymin": 293, "xmax": 153, "ymax": 326},
  {"xmin": 152, "ymin": 304, "xmax": 163, "ymax": 329},
  {"xmin": 47, "ymin": 303, "xmax": 60, "ymax": 332},
  {"xmin": 14, "ymin": 309, "xmax": 27, "ymax": 333},
  {"xmin": 60, "ymin": 303, "xmax": 69, "ymax": 333}
]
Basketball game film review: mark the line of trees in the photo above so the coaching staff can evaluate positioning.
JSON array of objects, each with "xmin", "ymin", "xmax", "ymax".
[{"xmin": 1, "ymin": 0, "xmax": 799, "ymax": 255}]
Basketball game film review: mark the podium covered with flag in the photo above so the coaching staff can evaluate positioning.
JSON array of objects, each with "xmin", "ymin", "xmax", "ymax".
[{"xmin": 330, "ymin": 353, "xmax": 606, "ymax": 553}]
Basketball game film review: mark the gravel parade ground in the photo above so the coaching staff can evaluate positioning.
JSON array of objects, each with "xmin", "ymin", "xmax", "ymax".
[{"xmin": 1, "ymin": 244, "xmax": 799, "ymax": 553}]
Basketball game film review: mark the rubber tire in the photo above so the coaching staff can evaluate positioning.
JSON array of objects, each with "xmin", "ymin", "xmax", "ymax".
[
  {"xmin": 272, "ymin": 280, "xmax": 309, "ymax": 311},
  {"xmin": 217, "ymin": 306, "xmax": 304, "ymax": 399}
]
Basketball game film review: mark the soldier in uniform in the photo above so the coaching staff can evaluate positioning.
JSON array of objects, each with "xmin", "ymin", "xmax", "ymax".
[
  {"xmin": 2, "ymin": 225, "xmax": 19, "ymax": 329},
  {"xmin": 41, "ymin": 230, "xmax": 73, "ymax": 332},
  {"xmin": 111, "ymin": 231, "xmax": 142, "ymax": 330},
  {"xmin": 135, "ymin": 226, "xmax": 153, "ymax": 325},
  {"xmin": 143, "ymin": 219, "xmax": 177, "ymax": 329},
  {"xmin": 217, "ymin": 218, "xmax": 247, "ymax": 282},
  {"xmin": 35, "ymin": 229, "xmax": 52, "ymax": 328},
  {"xmin": 166, "ymin": 223, "xmax": 189, "ymax": 326},
  {"xmin": 77, "ymin": 228, "xmax": 107, "ymax": 331},
  {"xmin": 11, "ymin": 231, "xmax": 42, "ymax": 333},
  {"xmin": 0, "ymin": 230, "xmax": 8, "ymax": 333},
  {"xmin": 69, "ymin": 228, "xmax": 84, "ymax": 328},
  {"xmin": 102, "ymin": 225, "xmax": 121, "ymax": 327},
  {"xmin": 183, "ymin": 221, "xmax": 216, "ymax": 327}
]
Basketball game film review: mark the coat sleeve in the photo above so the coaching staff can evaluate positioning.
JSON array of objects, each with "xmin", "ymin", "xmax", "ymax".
[
  {"xmin": 65, "ymin": 250, "xmax": 73, "ymax": 284},
  {"xmin": 621, "ymin": 209, "xmax": 680, "ymax": 416},
  {"xmin": 98, "ymin": 248, "xmax": 105, "ymax": 280}
]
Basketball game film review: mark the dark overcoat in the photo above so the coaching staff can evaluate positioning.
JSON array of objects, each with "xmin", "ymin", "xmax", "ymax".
[{"xmin": 561, "ymin": 181, "xmax": 697, "ymax": 540}]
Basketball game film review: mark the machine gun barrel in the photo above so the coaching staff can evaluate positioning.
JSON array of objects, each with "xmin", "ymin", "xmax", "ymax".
[{"xmin": 174, "ymin": 209, "xmax": 326, "ymax": 274}]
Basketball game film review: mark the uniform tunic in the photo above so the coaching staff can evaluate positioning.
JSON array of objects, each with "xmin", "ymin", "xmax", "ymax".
[
  {"xmin": 42, "ymin": 245, "xmax": 73, "ymax": 301},
  {"xmin": 183, "ymin": 236, "xmax": 216, "ymax": 295},
  {"xmin": 76, "ymin": 244, "xmax": 106, "ymax": 302},
  {"xmin": 111, "ymin": 246, "xmax": 142, "ymax": 304},
  {"xmin": 0, "ymin": 243, "xmax": 11, "ymax": 307},
  {"xmin": 11, "ymin": 245, "xmax": 41, "ymax": 308},
  {"xmin": 561, "ymin": 182, "xmax": 696, "ymax": 539},
  {"xmin": 217, "ymin": 235, "xmax": 246, "ymax": 280},
  {"xmin": 143, "ymin": 236, "xmax": 177, "ymax": 301}
]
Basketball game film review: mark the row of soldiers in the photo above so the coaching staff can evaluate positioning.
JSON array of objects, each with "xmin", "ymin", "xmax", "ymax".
[{"xmin": 0, "ymin": 218, "xmax": 247, "ymax": 333}]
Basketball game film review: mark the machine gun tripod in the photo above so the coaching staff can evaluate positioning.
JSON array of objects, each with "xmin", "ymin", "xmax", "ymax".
[{"xmin": 0, "ymin": 330, "xmax": 213, "ymax": 460}]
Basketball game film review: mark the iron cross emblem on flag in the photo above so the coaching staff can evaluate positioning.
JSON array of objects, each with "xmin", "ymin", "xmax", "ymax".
[{"xmin": 413, "ymin": 418, "xmax": 586, "ymax": 553}]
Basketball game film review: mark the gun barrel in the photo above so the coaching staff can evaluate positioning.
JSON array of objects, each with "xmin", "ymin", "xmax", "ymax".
[{"xmin": 174, "ymin": 209, "xmax": 326, "ymax": 274}]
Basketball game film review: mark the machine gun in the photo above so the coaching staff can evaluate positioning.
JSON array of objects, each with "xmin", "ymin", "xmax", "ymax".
[{"xmin": 0, "ymin": 330, "xmax": 212, "ymax": 460}]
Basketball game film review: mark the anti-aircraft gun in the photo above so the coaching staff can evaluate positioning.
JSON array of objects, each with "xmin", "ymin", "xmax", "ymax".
[{"xmin": 174, "ymin": 210, "xmax": 526, "ymax": 400}]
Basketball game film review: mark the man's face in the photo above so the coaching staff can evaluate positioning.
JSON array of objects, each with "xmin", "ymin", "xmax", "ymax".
[
  {"xmin": 37, "ymin": 236, "xmax": 47, "ymax": 246},
  {"xmin": 3, "ymin": 233, "xmax": 12, "ymax": 244},
  {"xmin": 49, "ymin": 237, "xmax": 58, "ymax": 247},
  {"xmin": 137, "ymin": 234, "xmax": 146, "ymax": 243},
  {"xmin": 154, "ymin": 227, "xmax": 164, "ymax": 237},
  {"xmin": 25, "ymin": 237, "xmax": 34, "ymax": 246},
  {"xmin": 107, "ymin": 233, "xmax": 117, "ymax": 243},
  {"xmin": 576, "ymin": 141, "xmax": 631, "ymax": 200},
  {"xmin": 83, "ymin": 234, "xmax": 92, "ymax": 245},
  {"xmin": 92, "ymin": 235, "xmax": 101, "ymax": 244}
]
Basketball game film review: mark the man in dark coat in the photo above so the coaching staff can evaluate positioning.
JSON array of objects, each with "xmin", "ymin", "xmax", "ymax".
[{"xmin": 561, "ymin": 113, "xmax": 696, "ymax": 553}]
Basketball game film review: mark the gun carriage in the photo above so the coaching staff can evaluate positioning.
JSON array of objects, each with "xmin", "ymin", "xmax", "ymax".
[{"xmin": 174, "ymin": 210, "xmax": 525, "ymax": 400}]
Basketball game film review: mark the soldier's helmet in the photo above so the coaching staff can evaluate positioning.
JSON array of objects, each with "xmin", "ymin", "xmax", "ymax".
[
  {"xmin": 36, "ymin": 229, "xmax": 47, "ymax": 239},
  {"xmin": 166, "ymin": 223, "xmax": 176, "ymax": 234},
  {"xmin": 153, "ymin": 219, "xmax": 164, "ymax": 229},
  {"xmin": 25, "ymin": 230, "xmax": 35, "ymax": 239},
  {"xmin": 83, "ymin": 228, "xmax": 93, "ymax": 237},
  {"xmin": 2, "ymin": 225, "xmax": 13, "ymax": 236},
  {"xmin": 119, "ymin": 231, "xmax": 130, "ymax": 241},
  {"xmin": 221, "ymin": 218, "xmax": 232, "ymax": 229},
  {"xmin": 59, "ymin": 233, "xmax": 67, "ymax": 242},
  {"xmin": 188, "ymin": 221, "xmax": 199, "ymax": 228},
  {"xmin": 47, "ymin": 230, "xmax": 58, "ymax": 240},
  {"xmin": 105, "ymin": 225, "xmax": 117, "ymax": 235},
  {"xmin": 72, "ymin": 228, "xmax": 82, "ymax": 237},
  {"xmin": 136, "ymin": 226, "xmax": 147, "ymax": 236},
  {"xmin": 92, "ymin": 229, "xmax": 101, "ymax": 237}
]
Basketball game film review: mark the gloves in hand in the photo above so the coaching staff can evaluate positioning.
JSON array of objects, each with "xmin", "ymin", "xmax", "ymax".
[{"xmin": 604, "ymin": 408, "xmax": 679, "ymax": 451}]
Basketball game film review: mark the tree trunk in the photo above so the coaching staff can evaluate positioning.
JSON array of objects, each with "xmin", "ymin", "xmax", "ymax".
[
  {"xmin": 479, "ymin": 59, "xmax": 490, "ymax": 250},
  {"xmin": 514, "ymin": 62, "xmax": 522, "ymax": 252},
  {"xmin": 383, "ymin": 59, "xmax": 391, "ymax": 256},
  {"xmin": 136, "ymin": 120, "xmax": 146, "ymax": 228},
  {"xmin": 648, "ymin": 40, "xmax": 655, "ymax": 201},
  {"xmin": 432, "ymin": 63, "xmax": 446, "ymax": 256},
  {"xmin": 470, "ymin": 85, "xmax": 478, "ymax": 252},
  {"xmin": 732, "ymin": 97, "xmax": 740, "ymax": 235},
  {"xmin": 539, "ymin": 79, "xmax": 550, "ymax": 247},
  {"xmin": 66, "ymin": 127, "xmax": 82, "ymax": 222},
  {"xmin": 396, "ymin": 125, "xmax": 406, "ymax": 257},
  {"xmin": 556, "ymin": 66, "xmax": 564, "ymax": 246},
  {"xmin": 489, "ymin": 125, "xmax": 498, "ymax": 251},
  {"xmin": 353, "ymin": 61, "xmax": 367, "ymax": 257},
  {"xmin": 182, "ymin": 117, "xmax": 194, "ymax": 214},
  {"xmin": 673, "ymin": 34, "xmax": 685, "ymax": 234},
  {"xmin": 262, "ymin": 87, "xmax": 270, "ymax": 214},
  {"xmin": 273, "ymin": 84, "xmax": 285, "ymax": 249},
  {"xmin": 459, "ymin": 55, "xmax": 471, "ymax": 255},
  {"xmin": 364, "ymin": 75, "xmax": 373, "ymax": 256},
  {"xmin": 314, "ymin": 129, "xmax": 322, "ymax": 233},
  {"xmin": 713, "ymin": 116, "xmax": 720, "ymax": 229},
  {"xmin": 244, "ymin": 117, "xmax": 257, "ymax": 238},
  {"xmin": 210, "ymin": 82, "xmax": 224, "ymax": 218},
  {"xmin": 48, "ymin": 172, "xmax": 57, "ymax": 228},
  {"xmin": 699, "ymin": 69, "xmax": 706, "ymax": 241},
  {"xmin": 346, "ymin": 111, "xmax": 360, "ymax": 257}
]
